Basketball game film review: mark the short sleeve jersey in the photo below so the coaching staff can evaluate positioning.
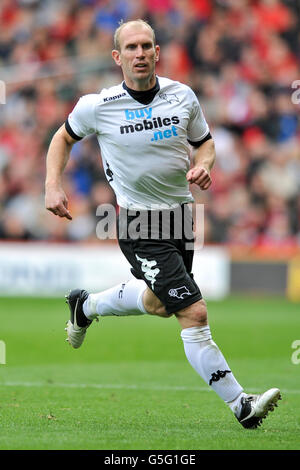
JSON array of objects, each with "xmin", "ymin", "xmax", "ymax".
[{"xmin": 67, "ymin": 76, "xmax": 210, "ymax": 210}]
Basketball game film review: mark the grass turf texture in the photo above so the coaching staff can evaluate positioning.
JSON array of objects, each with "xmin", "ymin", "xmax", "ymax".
[{"xmin": 0, "ymin": 295, "xmax": 299, "ymax": 450}]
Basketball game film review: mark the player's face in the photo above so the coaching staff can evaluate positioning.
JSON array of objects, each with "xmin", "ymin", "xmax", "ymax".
[{"xmin": 112, "ymin": 25, "xmax": 160, "ymax": 90}]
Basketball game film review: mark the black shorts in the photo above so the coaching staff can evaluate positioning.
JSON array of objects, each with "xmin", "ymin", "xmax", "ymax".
[{"xmin": 117, "ymin": 205, "xmax": 202, "ymax": 314}]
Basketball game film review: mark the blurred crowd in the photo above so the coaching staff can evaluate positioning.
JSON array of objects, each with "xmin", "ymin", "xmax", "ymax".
[{"xmin": 0, "ymin": 0, "xmax": 299, "ymax": 249}]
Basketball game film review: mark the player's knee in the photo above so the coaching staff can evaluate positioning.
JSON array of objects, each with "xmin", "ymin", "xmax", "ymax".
[
  {"xmin": 143, "ymin": 289, "xmax": 171, "ymax": 318},
  {"xmin": 148, "ymin": 304, "xmax": 171, "ymax": 317},
  {"xmin": 176, "ymin": 299, "xmax": 208, "ymax": 326},
  {"xmin": 195, "ymin": 299, "xmax": 208, "ymax": 324},
  {"xmin": 144, "ymin": 300, "xmax": 171, "ymax": 318}
]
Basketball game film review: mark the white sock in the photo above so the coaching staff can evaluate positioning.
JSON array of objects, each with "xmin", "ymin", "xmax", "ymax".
[
  {"xmin": 181, "ymin": 326, "xmax": 244, "ymax": 406},
  {"xmin": 227, "ymin": 391, "xmax": 247, "ymax": 417},
  {"xmin": 83, "ymin": 278, "xmax": 148, "ymax": 320}
]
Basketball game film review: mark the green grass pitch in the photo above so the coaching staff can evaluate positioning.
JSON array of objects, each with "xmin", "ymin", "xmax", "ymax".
[{"xmin": 0, "ymin": 295, "xmax": 299, "ymax": 450}]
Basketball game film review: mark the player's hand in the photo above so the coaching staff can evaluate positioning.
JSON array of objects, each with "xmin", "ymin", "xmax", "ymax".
[
  {"xmin": 186, "ymin": 166, "xmax": 212, "ymax": 190},
  {"xmin": 45, "ymin": 186, "xmax": 72, "ymax": 220}
]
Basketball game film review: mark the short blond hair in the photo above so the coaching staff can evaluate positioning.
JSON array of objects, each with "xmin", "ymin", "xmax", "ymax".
[{"xmin": 113, "ymin": 19, "xmax": 156, "ymax": 51}]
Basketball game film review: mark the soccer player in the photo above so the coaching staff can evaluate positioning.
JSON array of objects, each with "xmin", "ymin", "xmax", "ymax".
[{"xmin": 45, "ymin": 19, "xmax": 281, "ymax": 429}]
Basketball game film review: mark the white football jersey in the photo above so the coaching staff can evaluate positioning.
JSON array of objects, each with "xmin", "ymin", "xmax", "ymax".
[{"xmin": 67, "ymin": 76, "xmax": 210, "ymax": 210}]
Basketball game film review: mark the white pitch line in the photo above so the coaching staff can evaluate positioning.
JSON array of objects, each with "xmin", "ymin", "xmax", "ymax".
[
  {"xmin": 0, "ymin": 381, "xmax": 211, "ymax": 392},
  {"xmin": 0, "ymin": 381, "xmax": 299, "ymax": 394}
]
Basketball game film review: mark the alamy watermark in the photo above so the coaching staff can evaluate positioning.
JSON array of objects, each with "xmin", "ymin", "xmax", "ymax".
[
  {"xmin": 95, "ymin": 203, "xmax": 205, "ymax": 250},
  {"xmin": 0, "ymin": 80, "xmax": 6, "ymax": 104},
  {"xmin": 0, "ymin": 340, "xmax": 6, "ymax": 364},
  {"xmin": 291, "ymin": 340, "xmax": 300, "ymax": 365},
  {"xmin": 291, "ymin": 80, "xmax": 300, "ymax": 105}
]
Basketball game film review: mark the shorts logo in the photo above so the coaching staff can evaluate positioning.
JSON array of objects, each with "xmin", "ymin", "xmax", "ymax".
[
  {"xmin": 135, "ymin": 254, "xmax": 160, "ymax": 290},
  {"xmin": 168, "ymin": 286, "xmax": 192, "ymax": 299}
]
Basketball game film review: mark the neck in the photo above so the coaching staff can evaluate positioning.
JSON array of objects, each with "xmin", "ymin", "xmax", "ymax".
[
  {"xmin": 122, "ymin": 77, "xmax": 160, "ymax": 105},
  {"xmin": 124, "ymin": 74, "xmax": 156, "ymax": 91}
]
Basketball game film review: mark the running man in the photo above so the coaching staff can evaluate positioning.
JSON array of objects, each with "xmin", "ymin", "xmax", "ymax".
[{"xmin": 45, "ymin": 19, "xmax": 281, "ymax": 429}]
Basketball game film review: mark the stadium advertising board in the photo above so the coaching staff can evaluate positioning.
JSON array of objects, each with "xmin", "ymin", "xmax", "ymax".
[{"xmin": 0, "ymin": 243, "xmax": 229, "ymax": 300}]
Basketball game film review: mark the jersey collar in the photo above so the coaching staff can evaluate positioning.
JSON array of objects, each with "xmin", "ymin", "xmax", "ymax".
[{"xmin": 122, "ymin": 77, "xmax": 160, "ymax": 105}]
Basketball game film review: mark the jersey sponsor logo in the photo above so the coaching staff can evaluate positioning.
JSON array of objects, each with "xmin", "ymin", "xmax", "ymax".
[
  {"xmin": 103, "ymin": 92, "xmax": 126, "ymax": 102},
  {"xmin": 151, "ymin": 125, "xmax": 178, "ymax": 142},
  {"xmin": 120, "ymin": 107, "xmax": 180, "ymax": 143},
  {"xmin": 159, "ymin": 92, "xmax": 180, "ymax": 104},
  {"xmin": 125, "ymin": 107, "xmax": 153, "ymax": 120},
  {"xmin": 209, "ymin": 370, "xmax": 232, "ymax": 386},
  {"xmin": 135, "ymin": 254, "xmax": 160, "ymax": 290},
  {"xmin": 168, "ymin": 286, "xmax": 192, "ymax": 299},
  {"xmin": 120, "ymin": 117, "xmax": 179, "ymax": 134}
]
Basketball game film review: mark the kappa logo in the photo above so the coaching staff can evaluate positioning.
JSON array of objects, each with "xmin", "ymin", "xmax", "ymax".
[
  {"xmin": 105, "ymin": 161, "xmax": 113, "ymax": 182},
  {"xmin": 159, "ymin": 93, "xmax": 180, "ymax": 104},
  {"xmin": 135, "ymin": 254, "xmax": 160, "ymax": 289},
  {"xmin": 168, "ymin": 286, "xmax": 192, "ymax": 299},
  {"xmin": 209, "ymin": 370, "xmax": 232, "ymax": 386},
  {"xmin": 103, "ymin": 92, "xmax": 126, "ymax": 102}
]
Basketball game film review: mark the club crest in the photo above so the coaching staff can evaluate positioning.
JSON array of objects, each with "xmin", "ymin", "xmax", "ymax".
[
  {"xmin": 159, "ymin": 93, "xmax": 180, "ymax": 104},
  {"xmin": 168, "ymin": 286, "xmax": 191, "ymax": 299}
]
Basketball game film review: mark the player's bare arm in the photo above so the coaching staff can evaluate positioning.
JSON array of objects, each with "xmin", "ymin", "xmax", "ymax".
[
  {"xmin": 186, "ymin": 138, "xmax": 216, "ymax": 190},
  {"xmin": 45, "ymin": 124, "xmax": 76, "ymax": 220}
]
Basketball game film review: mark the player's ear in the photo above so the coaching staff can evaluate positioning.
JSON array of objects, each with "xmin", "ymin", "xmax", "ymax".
[
  {"xmin": 112, "ymin": 49, "xmax": 121, "ymax": 66},
  {"xmin": 155, "ymin": 45, "xmax": 160, "ymax": 62}
]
